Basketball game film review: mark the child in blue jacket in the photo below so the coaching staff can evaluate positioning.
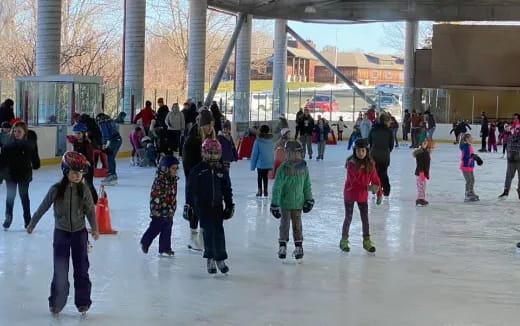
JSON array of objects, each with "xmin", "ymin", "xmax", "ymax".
[{"xmin": 250, "ymin": 125, "xmax": 274, "ymax": 197}]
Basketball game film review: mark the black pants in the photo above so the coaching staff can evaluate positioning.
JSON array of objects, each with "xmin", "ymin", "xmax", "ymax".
[
  {"xmin": 257, "ymin": 169, "xmax": 269, "ymax": 193},
  {"xmin": 50, "ymin": 228, "xmax": 91, "ymax": 311},
  {"xmin": 166, "ymin": 130, "xmax": 181, "ymax": 153},
  {"xmin": 375, "ymin": 160, "xmax": 390, "ymax": 196},
  {"xmin": 5, "ymin": 180, "xmax": 31, "ymax": 226},
  {"xmin": 343, "ymin": 201, "xmax": 370, "ymax": 237},
  {"xmin": 201, "ymin": 217, "xmax": 227, "ymax": 261},
  {"xmin": 84, "ymin": 166, "xmax": 98, "ymax": 204},
  {"xmin": 503, "ymin": 143, "xmax": 508, "ymax": 155},
  {"xmin": 481, "ymin": 136, "xmax": 487, "ymax": 151},
  {"xmin": 411, "ymin": 128, "xmax": 419, "ymax": 147},
  {"xmin": 141, "ymin": 218, "xmax": 173, "ymax": 253}
]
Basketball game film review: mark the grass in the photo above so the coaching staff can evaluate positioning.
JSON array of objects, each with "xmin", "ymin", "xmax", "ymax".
[{"xmin": 206, "ymin": 80, "xmax": 326, "ymax": 93}]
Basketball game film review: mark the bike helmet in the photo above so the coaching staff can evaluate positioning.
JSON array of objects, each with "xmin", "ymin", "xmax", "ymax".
[{"xmin": 61, "ymin": 151, "xmax": 89, "ymax": 175}]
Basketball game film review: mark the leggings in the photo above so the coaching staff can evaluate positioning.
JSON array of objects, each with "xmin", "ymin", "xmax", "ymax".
[
  {"xmin": 503, "ymin": 143, "xmax": 507, "ymax": 155},
  {"xmin": 257, "ymin": 169, "xmax": 269, "ymax": 192},
  {"xmin": 342, "ymin": 201, "xmax": 370, "ymax": 238}
]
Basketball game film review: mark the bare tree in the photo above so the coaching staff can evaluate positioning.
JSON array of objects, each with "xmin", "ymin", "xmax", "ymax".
[{"xmin": 381, "ymin": 22, "xmax": 433, "ymax": 55}]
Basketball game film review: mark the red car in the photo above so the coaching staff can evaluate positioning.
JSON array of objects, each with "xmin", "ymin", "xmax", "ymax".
[{"xmin": 304, "ymin": 95, "xmax": 339, "ymax": 112}]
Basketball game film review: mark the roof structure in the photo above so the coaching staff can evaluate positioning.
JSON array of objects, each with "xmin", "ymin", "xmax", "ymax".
[
  {"xmin": 207, "ymin": 0, "xmax": 520, "ymax": 22},
  {"xmin": 287, "ymin": 47, "xmax": 317, "ymax": 60},
  {"xmin": 319, "ymin": 51, "xmax": 404, "ymax": 70}
]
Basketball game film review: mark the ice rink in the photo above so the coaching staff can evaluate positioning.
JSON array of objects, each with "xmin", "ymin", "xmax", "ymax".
[{"xmin": 1, "ymin": 141, "xmax": 520, "ymax": 325}]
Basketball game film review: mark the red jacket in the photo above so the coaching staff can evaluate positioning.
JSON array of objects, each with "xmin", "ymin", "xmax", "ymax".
[
  {"xmin": 133, "ymin": 107, "xmax": 156, "ymax": 128},
  {"xmin": 343, "ymin": 160, "xmax": 382, "ymax": 202}
]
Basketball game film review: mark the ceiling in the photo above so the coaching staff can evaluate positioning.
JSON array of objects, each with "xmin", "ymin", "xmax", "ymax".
[{"xmin": 207, "ymin": 0, "xmax": 520, "ymax": 22}]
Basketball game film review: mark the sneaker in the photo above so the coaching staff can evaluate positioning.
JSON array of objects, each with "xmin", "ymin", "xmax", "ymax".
[
  {"xmin": 363, "ymin": 236, "xmax": 376, "ymax": 253},
  {"xmin": 160, "ymin": 249, "xmax": 175, "ymax": 257},
  {"xmin": 216, "ymin": 260, "xmax": 229, "ymax": 274},
  {"xmin": 278, "ymin": 244, "xmax": 287, "ymax": 259},
  {"xmin": 293, "ymin": 246, "xmax": 304, "ymax": 260},
  {"xmin": 207, "ymin": 258, "xmax": 217, "ymax": 274},
  {"xmin": 3, "ymin": 215, "xmax": 12, "ymax": 230},
  {"xmin": 339, "ymin": 238, "xmax": 350, "ymax": 252}
]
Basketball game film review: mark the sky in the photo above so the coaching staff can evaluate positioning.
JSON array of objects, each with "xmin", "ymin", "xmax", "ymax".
[{"xmin": 288, "ymin": 21, "xmax": 398, "ymax": 54}]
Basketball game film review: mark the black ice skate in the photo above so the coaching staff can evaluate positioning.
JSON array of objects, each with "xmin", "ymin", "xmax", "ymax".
[
  {"xmin": 49, "ymin": 306, "xmax": 61, "ymax": 316},
  {"xmin": 278, "ymin": 243, "xmax": 287, "ymax": 259},
  {"xmin": 293, "ymin": 246, "xmax": 304, "ymax": 260},
  {"xmin": 216, "ymin": 260, "xmax": 229, "ymax": 274},
  {"xmin": 207, "ymin": 258, "xmax": 217, "ymax": 274},
  {"xmin": 498, "ymin": 189, "xmax": 509, "ymax": 199},
  {"xmin": 78, "ymin": 306, "xmax": 90, "ymax": 315},
  {"xmin": 3, "ymin": 215, "xmax": 12, "ymax": 230}
]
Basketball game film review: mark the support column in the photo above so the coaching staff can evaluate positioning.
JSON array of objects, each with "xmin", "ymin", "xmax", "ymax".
[
  {"xmin": 123, "ymin": 0, "xmax": 146, "ymax": 118},
  {"xmin": 235, "ymin": 14, "xmax": 252, "ymax": 122},
  {"xmin": 36, "ymin": 0, "xmax": 62, "ymax": 76},
  {"xmin": 273, "ymin": 19, "xmax": 287, "ymax": 118},
  {"xmin": 403, "ymin": 21, "xmax": 418, "ymax": 113},
  {"xmin": 187, "ymin": 0, "xmax": 207, "ymax": 103}
]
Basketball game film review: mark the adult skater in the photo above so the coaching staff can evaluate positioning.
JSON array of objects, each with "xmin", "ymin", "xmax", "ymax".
[
  {"xmin": 297, "ymin": 109, "xmax": 314, "ymax": 159},
  {"xmin": 314, "ymin": 118, "xmax": 331, "ymax": 160},
  {"xmin": 425, "ymin": 110, "xmax": 436, "ymax": 140},
  {"xmin": 368, "ymin": 113, "xmax": 394, "ymax": 197},
  {"xmin": 359, "ymin": 112, "xmax": 372, "ymax": 139},
  {"xmin": 402, "ymin": 109, "xmax": 411, "ymax": 141},
  {"xmin": 133, "ymin": 101, "xmax": 156, "ymax": 135},
  {"xmin": 498, "ymin": 126, "xmax": 520, "ymax": 199},
  {"xmin": 479, "ymin": 112, "xmax": 489, "ymax": 152},
  {"xmin": 165, "ymin": 103, "xmax": 185, "ymax": 153},
  {"xmin": 0, "ymin": 98, "xmax": 14, "ymax": 125}
]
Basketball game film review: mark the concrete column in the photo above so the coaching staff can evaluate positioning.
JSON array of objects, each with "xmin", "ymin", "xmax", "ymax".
[
  {"xmin": 273, "ymin": 19, "xmax": 287, "ymax": 118},
  {"xmin": 403, "ymin": 21, "xmax": 418, "ymax": 113},
  {"xmin": 187, "ymin": 0, "xmax": 207, "ymax": 103},
  {"xmin": 36, "ymin": 0, "xmax": 62, "ymax": 76},
  {"xmin": 123, "ymin": 0, "xmax": 146, "ymax": 117},
  {"xmin": 235, "ymin": 14, "xmax": 252, "ymax": 122}
]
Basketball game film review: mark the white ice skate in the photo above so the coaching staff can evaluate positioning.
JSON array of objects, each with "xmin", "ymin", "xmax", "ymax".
[
  {"xmin": 187, "ymin": 229, "xmax": 203, "ymax": 252},
  {"xmin": 101, "ymin": 175, "xmax": 118, "ymax": 186}
]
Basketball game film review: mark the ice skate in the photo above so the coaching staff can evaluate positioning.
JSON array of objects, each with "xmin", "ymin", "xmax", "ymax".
[
  {"xmin": 101, "ymin": 175, "xmax": 117, "ymax": 186},
  {"xmin": 78, "ymin": 306, "xmax": 90, "ymax": 315},
  {"xmin": 187, "ymin": 230, "xmax": 203, "ymax": 251},
  {"xmin": 278, "ymin": 243, "xmax": 287, "ymax": 259},
  {"xmin": 256, "ymin": 190, "xmax": 262, "ymax": 197},
  {"xmin": 339, "ymin": 238, "xmax": 350, "ymax": 252},
  {"xmin": 2, "ymin": 215, "xmax": 12, "ymax": 230},
  {"xmin": 207, "ymin": 258, "xmax": 217, "ymax": 274},
  {"xmin": 498, "ymin": 189, "xmax": 509, "ymax": 199},
  {"xmin": 141, "ymin": 243, "xmax": 149, "ymax": 254},
  {"xmin": 416, "ymin": 199, "xmax": 429, "ymax": 206},
  {"xmin": 293, "ymin": 245, "xmax": 304, "ymax": 261},
  {"xmin": 160, "ymin": 249, "xmax": 175, "ymax": 257},
  {"xmin": 49, "ymin": 306, "xmax": 61, "ymax": 316},
  {"xmin": 363, "ymin": 236, "xmax": 376, "ymax": 253},
  {"xmin": 517, "ymin": 242, "xmax": 520, "ymax": 249},
  {"xmin": 216, "ymin": 260, "xmax": 229, "ymax": 274},
  {"xmin": 517, "ymin": 188, "xmax": 520, "ymax": 200},
  {"xmin": 263, "ymin": 190, "xmax": 269, "ymax": 198}
]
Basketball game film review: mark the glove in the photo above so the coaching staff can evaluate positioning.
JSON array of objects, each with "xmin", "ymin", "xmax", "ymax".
[
  {"xmin": 302, "ymin": 199, "xmax": 315, "ymax": 213},
  {"xmin": 183, "ymin": 204, "xmax": 194, "ymax": 221},
  {"xmin": 270, "ymin": 204, "xmax": 282, "ymax": 219},
  {"xmin": 367, "ymin": 184, "xmax": 380, "ymax": 194},
  {"xmin": 376, "ymin": 196, "xmax": 383, "ymax": 205},
  {"xmin": 223, "ymin": 203, "xmax": 235, "ymax": 220},
  {"xmin": 472, "ymin": 154, "xmax": 483, "ymax": 166}
]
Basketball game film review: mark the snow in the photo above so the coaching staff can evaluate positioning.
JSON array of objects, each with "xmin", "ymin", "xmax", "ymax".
[{"xmin": 1, "ymin": 141, "xmax": 520, "ymax": 325}]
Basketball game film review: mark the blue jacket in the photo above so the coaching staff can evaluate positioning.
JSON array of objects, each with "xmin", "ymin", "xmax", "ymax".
[
  {"xmin": 186, "ymin": 161, "xmax": 233, "ymax": 220},
  {"xmin": 250, "ymin": 137, "xmax": 274, "ymax": 170},
  {"xmin": 218, "ymin": 134, "xmax": 238, "ymax": 163},
  {"xmin": 99, "ymin": 119, "xmax": 120, "ymax": 144}
]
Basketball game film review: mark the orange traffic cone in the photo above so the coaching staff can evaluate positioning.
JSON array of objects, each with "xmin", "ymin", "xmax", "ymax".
[{"xmin": 95, "ymin": 185, "xmax": 118, "ymax": 235}]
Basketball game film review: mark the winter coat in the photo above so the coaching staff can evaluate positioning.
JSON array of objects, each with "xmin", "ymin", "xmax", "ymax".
[
  {"xmin": 359, "ymin": 119, "xmax": 372, "ymax": 139},
  {"xmin": 165, "ymin": 107, "xmax": 185, "ymax": 131},
  {"xmin": 507, "ymin": 133, "xmax": 520, "ymax": 162},
  {"xmin": 343, "ymin": 159, "xmax": 381, "ymax": 203},
  {"xmin": 182, "ymin": 107, "xmax": 198, "ymax": 125},
  {"xmin": 314, "ymin": 124, "xmax": 330, "ymax": 142},
  {"xmin": 368, "ymin": 123, "xmax": 394, "ymax": 164},
  {"xmin": 28, "ymin": 182, "xmax": 97, "ymax": 233},
  {"xmin": 129, "ymin": 131, "xmax": 144, "ymax": 150},
  {"xmin": 0, "ymin": 136, "xmax": 40, "ymax": 182},
  {"xmin": 80, "ymin": 115, "xmax": 102, "ymax": 148},
  {"xmin": 218, "ymin": 134, "xmax": 238, "ymax": 163},
  {"xmin": 66, "ymin": 136, "xmax": 94, "ymax": 164},
  {"xmin": 186, "ymin": 161, "xmax": 233, "ymax": 220},
  {"xmin": 156, "ymin": 105, "xmax": 170, "ymax": 128},
  {"xmin": 413, "ymin": 148, "xmax": 431, "ymax": 179},
  {"xmin": 271, "ymin": 161, "xmax": 312, "ymax": 210},
  {"xmin": 411, "ymin": 113, "xmax": 422, "ymax": 128},
  {"xmin": 98, "ymin": 118, "xmax": 120, "ymax": 144},
  {"xmin": 367, "ymin": 108, "xmax": 376, "ymax": 123},
  {"xmin": 503, "ymin": 131, "xmax": 512, "ymax": 148},
  {"xmin": 250, "ymin": 137, "xmax": 274, "ymax": 170},
  {"xmin": 182, "ymin": 124, "xmax": 202, "ymax": 176},
  {"xmin": 337, "ymin": 120, "xmax": 346, "ymax": 132},
  {"xmin": 0, "ymin": 102, "xmax": 14, "ymax": 125},
  {"xmin": 480, "ymin": 117, "xmax": 489, "ymax": 137},
  {"xmin": 403, "ymin": 112, "xmax": 411, "ymax": 128},
  {"xmin": 459, "ymin": 143, "xmax": 475, "ymax": 172},
  {"xmin": 210, "ymin": 104, "xmax": 223, "ymax": 134},
  {"xmin": 150, "ymin": 169, "xmax": 178, "ymax": 219},
  {"xmin": 298, "ymin": 115, "xmax": 315, "ymax": 136},
  {"xmin": 133, "ymin": 106, "xmax": 156, "ymax": 128},
  {"xmin": 512, "ymin": 118, "xmax": 520, "ymax": 131}
]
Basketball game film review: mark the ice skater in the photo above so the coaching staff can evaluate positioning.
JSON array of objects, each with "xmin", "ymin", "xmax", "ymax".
[
  {"xmin": 67, "ymin": 122, "xmax": 97, "ymax": 203},
  {"xmin": 340, "ymin": 138, "xmax": 381, "ymax": 253},
  {"xmin": 217, "ymin": 120, "xmax": 238, "ymax": 171},
  {"xmin": 413, "ymin": 135, "xmax": 433, "ymax": 206},
  {"xmin": 250, "ymin": 125, "xmax": 274, "ymax": 197},
  {"xmin": 459, "ymin": 134, "xmax": 483, "ymax": 202},
  {"xmin": 488, "ymin": 122, "xmax": 497, "ymax": 152},
  {"xmin": 314, "ymin": 118, "xmax": 330, "ymax": 160},
  {"xmin": 498, "ymin": 126, "xmax": 520, "ymax": 199},
  {"xmin": 270, "ymin": 140, "xmax": 314, "ymax": 261},
  {"xmin": 186, "ymin": 139, "xmax": 234, "ymax": 274},
  {"xmin": 502, "ymin": 124, "xmax": 512, "ymax": 158},
  {"xmin": 26, "ymin": 152, "xmax": 99, "ymax": 315},
  {"xmin": 140, "ymin": 156, "xmax": 179, "ymax": 256}
]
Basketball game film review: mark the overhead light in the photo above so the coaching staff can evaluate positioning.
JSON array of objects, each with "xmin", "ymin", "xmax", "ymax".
[{"xmin": 304, "ymin": 6, "xmax": 316, "ymax": 14}]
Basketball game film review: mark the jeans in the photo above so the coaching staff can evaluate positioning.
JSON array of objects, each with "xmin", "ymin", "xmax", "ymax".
[
  {"xmin": 279, "ymin": 210, "xmax": 303, "ymax": 244},
  {"xmin": 375, "ymin": 160, "xmax": 391, "ymax": 196},
  {"xmin": 141, "ymin": 218, "xmax": 173, "ymax": 253},
  {"xmin": 342, "ymin": 201, "xmax": 369, "ymax": 238},
  {"xmin": 317, "ymin": 141, "xmax": 326, "ymax": 159},
  {"xmin": 49, "ymin": 228, "xmax": 91, "ymax": 311},
  {"xmin": 411, "ymin": 128, "xmax": 420, "ymax": 147},
  {"xmin": 201, "ymin": 217, "xmax": 227, "ymax": 261},
  {"xmin": 427, "ymin": 127, "xmax": 436, "ymax": 140},
  {"xmin": 300, "ymin": 134, "xmax": 313, "ymax": 158},
  {"xmin": 5, "ymin": 180, "xmax": 31, "ymax": 226},
  {"xmin": 504, "ymin": 161, "xmax": 520, "ymax": 190},
  {"xmin": 106, "ymin": 136, "xmax": 122, "ymax": 176},
  {"xmin": 392, "ymin": 129, "xmax": 399, "ymax": 147},
  {"xmin": 402, "ymin": 126, "xmax": 410, "ymax": 141}
]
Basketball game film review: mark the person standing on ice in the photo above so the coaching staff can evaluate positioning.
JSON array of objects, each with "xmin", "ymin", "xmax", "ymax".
[
  {"xmin": 359, "ymin": 112, "xmax": 372, "ymax": 139},
  {"xmin": 183, "ymin": 109, "xmax": 216, "ymax": 251},
  {"xmin": 250, "ymin": 125, "xmax": 274, "ymax": 197},
  {"xmin": 413, "ymin": 135, "xmax": 433, "ymax": 206},
  {"xmin": 498, "ymin": 126, "xmax": 520, "ymax": 199},
  {"xmin": 297, "ymin": 109, "xmax": 315, "ymax": 159},
  {"xmin": 96, "ymin": 113, "xmax": 122, "ymax": 186},
  {"xmin": 186, "ymin": 139, "xmax": 234, "ymax": 274},
  {"xmin": 140, "ymin": 156, "xmax": 179, "ymax": 256},
  {"xmin": 368, "ymin": 113, "xmax": 394, "ymax": 197},
  {"xmin": 314, "ymin": 118, "xmax": 330, "ymax": 160},
  {"xmin": 459, "ymin": 133, "xmax": 483, "ymax": 202},
  {"xmin": 26, "ymin": 151, "xmax": 99, "ymax": 316},
  {"xmin": 479, "ymin": 112, "xmax": 489, "ymax": 152},
  {"xmin": 340, "ymin": 138, "xmax": 381, "ymax": 253},
  {"xmin": 270, "ymin": 140, "xmax": 314, "ymax": 261},
  {"xmin": 217, "ymin": 120, "xmax": 238, "ymax": 171},
  {"xmin": 67, "ymin": 123, "xmax": 98, "ymax": 203}
]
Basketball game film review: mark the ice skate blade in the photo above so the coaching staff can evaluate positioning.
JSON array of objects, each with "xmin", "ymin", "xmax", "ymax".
[
  {"xmin": 187, "ymin": 245, "xmax": 203, "ymax": 252},
  {"xmin": 295, "ymin": 258, "xmax": 303, "ymax": 264}
]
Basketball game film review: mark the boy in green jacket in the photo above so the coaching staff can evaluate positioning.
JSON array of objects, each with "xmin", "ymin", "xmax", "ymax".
[{"xmin": 270, "ymin": 140, "xmax": 314, "ymax": 261}]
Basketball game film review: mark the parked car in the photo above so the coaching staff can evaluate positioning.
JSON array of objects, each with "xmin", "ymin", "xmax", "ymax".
[
  {"xmin": 251, "ymin": 93, "xmax": 273, "ymax": 112},
  {"xmin": 375, "ymin": 84, "xmax": 403, "ymax": 95},
  {"xmin": 304, "ymin": 94, "xmax": 339, "ymax": 112}
]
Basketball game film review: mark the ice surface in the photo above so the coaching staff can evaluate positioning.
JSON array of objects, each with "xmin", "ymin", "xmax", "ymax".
[{"xmin": 1, "ymin": 141, "xmax": 520, "ymax": 325}]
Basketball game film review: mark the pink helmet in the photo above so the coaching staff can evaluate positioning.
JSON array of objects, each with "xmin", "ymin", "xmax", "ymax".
[{"xmin": 201, "ymin": 139, "xmax": 222, "ymax": 161}]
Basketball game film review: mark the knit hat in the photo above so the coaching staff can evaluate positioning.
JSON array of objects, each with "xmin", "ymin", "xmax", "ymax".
[
  {"xmin": 159, "ymin": 156, "xmax": 179, "ymax": 173},
  {"xmin": 72, "ymin": 123, "xmax": 87, "ymax": 133},
  {"xmin": 199, "ymin": 109, "xmax": 214, "ymax": 127},
  {"xmin": 354, "ymin": 138, "xmax": 369, "ymax": 149},
  {"xmin": 259, "ymin": 125, "xmax": 270, "ymax": 134}
]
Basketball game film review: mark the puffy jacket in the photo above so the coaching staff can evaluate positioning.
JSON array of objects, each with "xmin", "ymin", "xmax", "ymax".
[
  {"xmin": 133, "ymin": 106, "xmax": 156, "ymax": 128},
  {"xmin": 250, "ymin": 137, "xmax": 274, "ymax": 170},
  {"xmin": 0, "ymin": 136, "xmax": 40, "ymax": 182},
  {"xmin": 156, "ymin": 105, "xmax": 169, "ymax": 128},
  {"xmin": 368, "ymin": 123, "xmax": 394, "ymax": 164},
  {"xmin": 298, "ymin": 115, "xmax": 315, "ymax": 135},
  {"xmin": 314, "ymin": 124, "xmax": 330, "ymax": 142},
  {"xmin": 343, "ymin": 159, "xmax": 382, "ymax": 202},
  {"xmin": 460, "ymin": 143, "xmax": 475, "ymax": 172},
  {"xmin": 218, "ymin": 134, "xmax": 238, "ymax": 163},
  {"xmin": 414, "ymin": 148, "xmax": 431, "ymax": 179},
  {"xmin": 182, "ymin": 125, "xmax": 202, "ymax": 177},
  {"xmin": 186, "ymin": 161, "xmax": 233, "ymax": 219},
  {"xmin": 98, "ymin": 118, "xmax": 120, "ymax": 144},
  {"xmin": 271, "ymin": 161, "xmax": 312, "ymax": 210},
  {"xmin": 182, "ymin": 107, "xmax": 198, "ymax": 125},
  {"xmin": 165, "ymin": 107, "xmax": 185, "ymax": 131},
  {"xmin": 427, "ymin": 114, "xmax": 436, "ymax": 130},
  {"xmin": 28, "ymin": 182, "xmax": 97, "ymax": 233},
  {"xmin": 150, "ymin": 169, "xmax": 178, "ymax": 219},
  {"xmin": 359, "ymin": 119, "xmax": 372, "ymax": 139},
  {"xmin": 129, "ymin": 131, "xmax": 144, "ymax": 150},
  {"xmin": 411, "ymin": 113, "xmax": 422, "ymax": 128}
]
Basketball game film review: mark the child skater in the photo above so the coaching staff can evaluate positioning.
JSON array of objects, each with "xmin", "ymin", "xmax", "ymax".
[
  {"xmin": 140, "ymin": 156, "xmax": 179, "ymax": 256},
  {"xmin": 459, "ymin": 133, "xmax": 483, "ymax": 202},
  {"xmin": 250, "ymin": 124, "xmax": 274, "ymax": 197},
  {"xmin": 217, "ymin": 120, "xmax": 238, "ymax": 171},
  {"xmin": 26, "ymin": 151, "xmax": 99, "ymax": 315},
  {"xmin": 413, "ymin": 135, "xmax": 433, "ymax": 206},
  {"xmin": 67, "ymin": 123, "xmax": 97, "ymax": 203},
  {"xmin": 129, "ymin": 127, "xmax": 145, "ymax": 166},
  {"xmin": 340, "ymin": 138, "xmax": 381, "ymax": 253},
  {"xmin": 502, "ymin": 124, "xmax": 511, "ymax": 158},
  {"xmin": 488, "ymin": 122, "xmax": 497, "ymax": 152},
  {"xmin": 186, "ymin": 139, "xmax": 234, "ymax": 274},
  {"xmin": 270, "ymin": 140, "xmax": 314, "ymax": 261}
]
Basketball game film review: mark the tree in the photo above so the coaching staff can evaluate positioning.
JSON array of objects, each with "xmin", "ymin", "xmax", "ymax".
[{"xmin": 381, "ymin": 22, "xmax": 433, "ymax": 55}]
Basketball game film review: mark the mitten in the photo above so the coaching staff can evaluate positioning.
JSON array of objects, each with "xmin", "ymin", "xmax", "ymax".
[
  {"xmin": 376, "ymin": 196, "xmax": 383, "ymax": 205},
  {"xmin": 270, "ymin": 204, "xmax": 282, "ymax": 219},
  {"xmin": 472, "ymin": 154, "xmax": 483, "ymax": 166},
  {"xmin": 223, "ymin": 203, "xmax": 235, "ymax": 220},
  {"xmin": 302, "ymin": 199, "xmax": 315, "ymax": 213},
  {"xmin": 367, "ymin": 184, "xmax": 380, "ymax": 194},
  {"xmin": 183, "ymin": 204, "xmax": 194, "ymax": 221}
]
